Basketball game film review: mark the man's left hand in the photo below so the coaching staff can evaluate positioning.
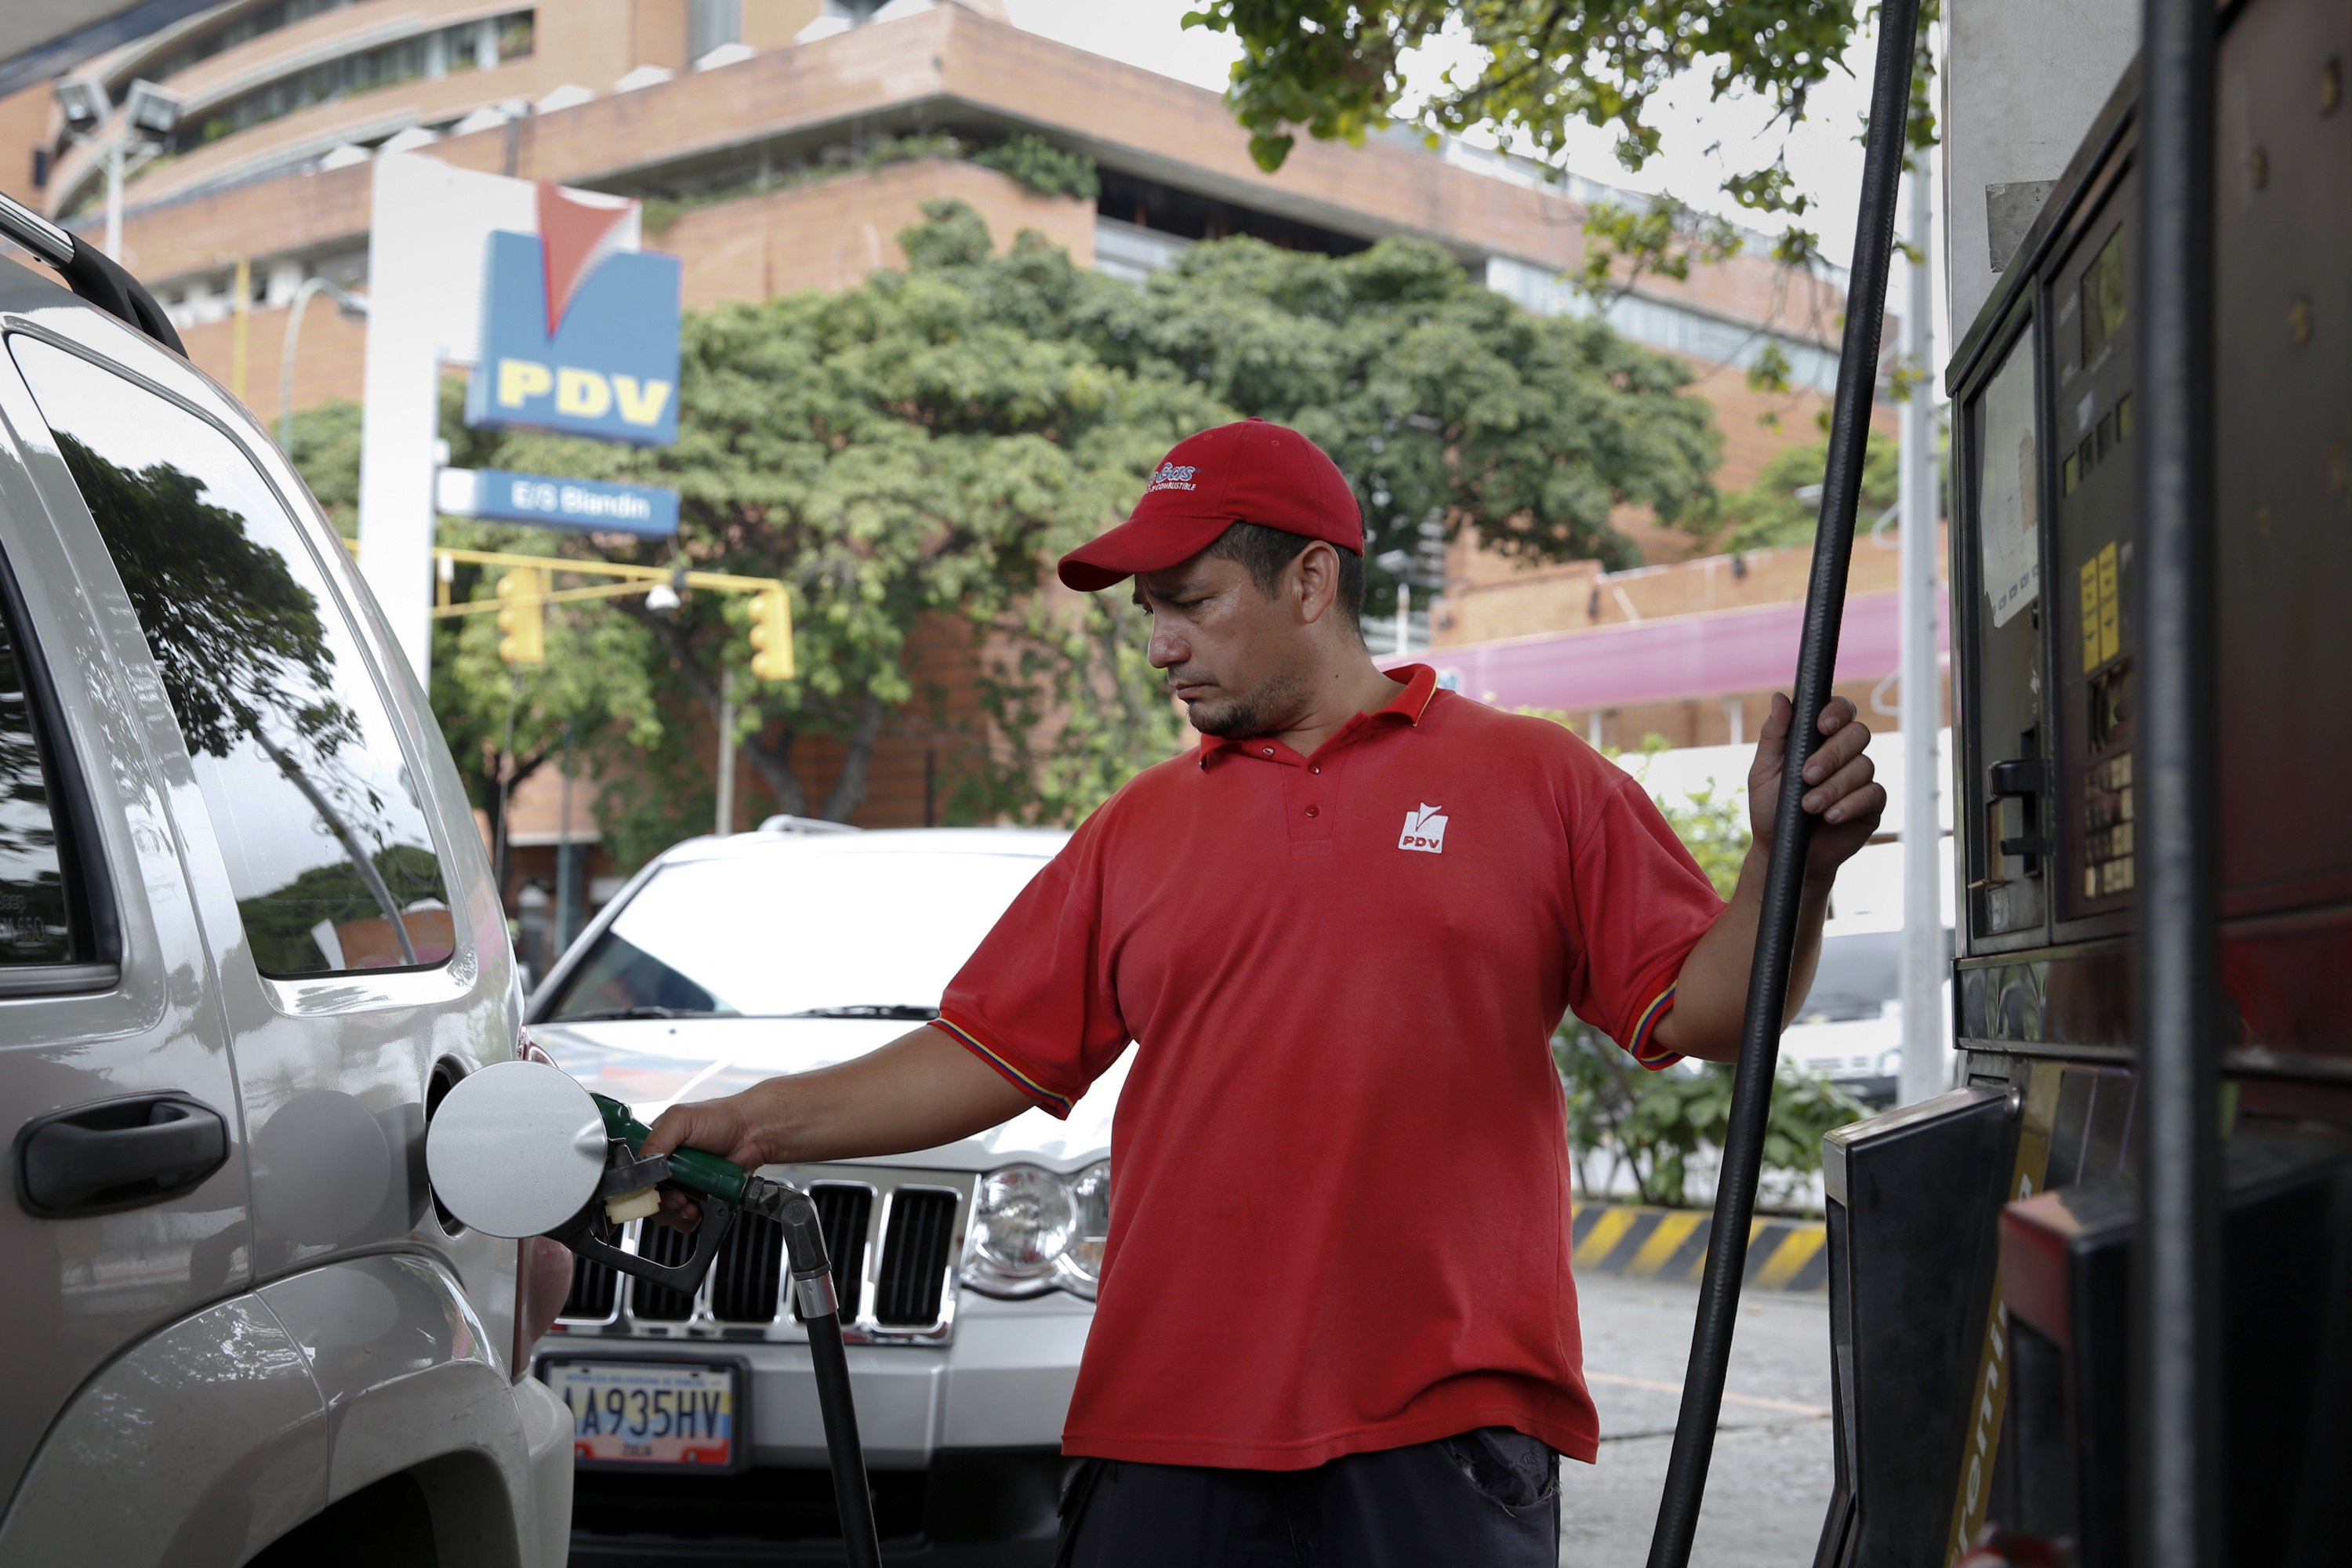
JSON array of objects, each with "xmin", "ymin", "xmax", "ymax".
[{"xmin": 1749, "ymin": 693, "xmax": 1886, "ymax": 881}]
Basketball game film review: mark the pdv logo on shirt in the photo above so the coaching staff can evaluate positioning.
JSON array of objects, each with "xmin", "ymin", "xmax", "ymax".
[{"xmin": 1398, "ymin": 804, "xmax": 1449, "ymax": 854}]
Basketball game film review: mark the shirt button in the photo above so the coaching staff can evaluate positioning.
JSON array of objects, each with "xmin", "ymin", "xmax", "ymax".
[
  {"xmin": 1261, "ymin": 746, "xmax": 1275, "ymax": 756},
  {"xmin": 1310, "ymin": 764, "xmax": 1320, "ymax": 775},
  {"xmin": 1305, "ymin": 805, "xmax": 1319, "ymax": 818}
]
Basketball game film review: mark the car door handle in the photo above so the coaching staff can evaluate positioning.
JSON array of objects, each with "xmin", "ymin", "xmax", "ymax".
[{"xmin": 15, "ymin": 1093, "xmax": 230, "ymax": 1218}]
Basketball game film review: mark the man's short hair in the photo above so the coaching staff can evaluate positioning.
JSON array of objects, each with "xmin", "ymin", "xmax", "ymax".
[{"xmin": 1203, "ymin": 523, "xmax": 1365, "ymax": 640}]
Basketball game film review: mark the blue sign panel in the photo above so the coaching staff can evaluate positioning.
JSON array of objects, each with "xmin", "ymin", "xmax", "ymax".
[
  {"xmin": 464, "ymin": 229, "xmax": 682, "ymax": 446},
  {"xmin": 470, "ymin": 469, "xmax": 679, "ymax": 537}
]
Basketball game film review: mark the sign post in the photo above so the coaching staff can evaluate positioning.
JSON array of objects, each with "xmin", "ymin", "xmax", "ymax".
[{"xmin": 357, "ymin": 154, "xmax": 660, "ymax": 681}]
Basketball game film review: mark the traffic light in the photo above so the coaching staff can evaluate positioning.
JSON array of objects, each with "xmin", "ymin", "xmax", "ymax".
[
  {"xmin": 747, "ymin": 585, "xmax": 793, "ymax": 681},
  {"xmin": 495, "ymin": 568, "xmax": 545, "ymax": 664}
]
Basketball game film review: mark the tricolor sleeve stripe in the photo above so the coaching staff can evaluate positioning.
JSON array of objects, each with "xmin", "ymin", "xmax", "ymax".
[
  {"xmin": 1625, "ymin": 985, "xmax": 1682, "ymax": 1069},
  {"xmin": 931, "ymin": 1015, "xmax": 1076, "ymax": 1116}
]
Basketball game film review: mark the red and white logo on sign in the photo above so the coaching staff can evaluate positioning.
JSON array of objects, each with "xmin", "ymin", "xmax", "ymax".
[{"xmin": 1398, "ymin": 804, "xmax": 1449, "ymax": 854}]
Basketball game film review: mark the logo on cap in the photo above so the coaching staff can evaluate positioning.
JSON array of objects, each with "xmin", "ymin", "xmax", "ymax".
[{"xmin": 1145, "ymin": 463, "xmax": 1200, "ymax": 493}]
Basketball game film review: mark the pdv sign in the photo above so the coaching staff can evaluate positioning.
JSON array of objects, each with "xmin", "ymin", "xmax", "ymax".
[{"xmin": 464, "ymin": 185, "xmax": 681, "ymax": 445}]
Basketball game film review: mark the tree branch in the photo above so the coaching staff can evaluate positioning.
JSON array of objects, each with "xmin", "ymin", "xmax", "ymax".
[
  {"xmin": 620, "ymin": 599, "xmax": 808, "ymax": 815},
  {"xmin": 820, "ymin": 689, "xmax": 887, "ymax": 822}
]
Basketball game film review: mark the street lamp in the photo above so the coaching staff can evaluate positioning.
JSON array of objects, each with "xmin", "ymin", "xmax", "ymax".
[
  {"xmin": 278, "ymin": 276, "xmax": 368, "ymax": 452},
  {"xmin": 53, "ymin": 78, "xmax": 105, "ymax": 139},
  {"xmin": 53, "ymin": 75, "xmax": 180, "ymax": 260}
]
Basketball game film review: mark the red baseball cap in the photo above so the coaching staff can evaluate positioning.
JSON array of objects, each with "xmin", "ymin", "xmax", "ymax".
[{"xmin": 1057, "ymin": 419, "xmax": 1363, "ymax": 591}]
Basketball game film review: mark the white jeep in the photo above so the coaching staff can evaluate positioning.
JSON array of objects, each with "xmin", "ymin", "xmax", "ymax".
[{"xmin": 527, "ymin": 823, "xmax": 1121, "ymax": 1566}]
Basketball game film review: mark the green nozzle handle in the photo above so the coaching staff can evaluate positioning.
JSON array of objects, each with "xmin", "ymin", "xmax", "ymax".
[{"xmin": 593, "ymin": 1092, "xmax": 749, "ymax": 1205}]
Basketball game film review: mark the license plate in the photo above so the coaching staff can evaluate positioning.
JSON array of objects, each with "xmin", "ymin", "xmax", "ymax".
[{"xmin": 541, "ymin": 1357, "xmax": 746, "ymax": 1471}]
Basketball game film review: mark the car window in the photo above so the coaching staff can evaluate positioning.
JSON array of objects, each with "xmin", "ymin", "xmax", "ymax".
[
  {"xmin": 542, "ymin": 849, "xmax": 1051, "ymax": 1020},
  {"xmin": 0, "ymin": 593, "xmax": 80, "ymax": 964},
  {"xmin": 11, "ymin": 336, "xmax": 452, "ymax": 978}
]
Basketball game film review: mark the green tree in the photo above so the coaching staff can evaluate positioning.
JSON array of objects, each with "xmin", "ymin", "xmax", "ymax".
[
  {"xmin": 1711, "ymin": 429, "xmax": 1898, "ymax": 552},
  {"xmin": 1184, "ymin": 2, "xmax": 1940, "ymax": 383},
  {"xmin": 973, "ymin": 133, "xmax": 1102, "ymax": 199}
]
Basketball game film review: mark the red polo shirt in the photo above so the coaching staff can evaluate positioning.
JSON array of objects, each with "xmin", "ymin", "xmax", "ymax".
[{"xmin": 934, "ymin": 665, "xmax": 1725, "ymax": 1469}]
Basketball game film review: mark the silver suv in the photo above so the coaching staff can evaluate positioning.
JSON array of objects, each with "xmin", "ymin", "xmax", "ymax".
[{"xmin": 0, "ymin": 212, "xmax": 571, "ymax": 1564}]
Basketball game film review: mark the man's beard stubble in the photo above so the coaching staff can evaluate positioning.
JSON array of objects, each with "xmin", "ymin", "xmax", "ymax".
[{"xmin": 1180, "ymin": 662, "xmax": 1313, "ymax": 739}]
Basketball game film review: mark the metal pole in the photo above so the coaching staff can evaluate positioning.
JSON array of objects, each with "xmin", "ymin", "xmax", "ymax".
[
  {"xmin": 1395, "ymin": 581, "xmax": 1410, "ymax": 657},
  {"xmin": 556, "ymin": 720, "xmax": 577, "ymax": 953},
  {"xmin": 714, "ymin": 666, "xmax": 736, "ymax": 837},
  {"xmin": 280, "ymin": 277, "xmax": 366, "ymax": 453},
  {"xmin": 103, "ymin": 141, "xmax": 123, "ymax": 260},
  {"xmin": 2133, "ymin": 0, "xmax": 2221, "ymax": 1560},
  {"xmin": 280, "ymin": 277, "xmax": 321, "ymax": 453},
  {"xmin": 230, "ymin": 256, "xmax": 251, "ymax": 401},
  {"xmin": 1645, "ymin": 2, "xmax": 1920, "ymax": 1562},
  {"xmin": 1897, "ymin": 166, "xmax": 1946, "ymax": 1109},
  {"xmin": 494, "ymin": 683, "xmax": 516, "ymax": 907}
]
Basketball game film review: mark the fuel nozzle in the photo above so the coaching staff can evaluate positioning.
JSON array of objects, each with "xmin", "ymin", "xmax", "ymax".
[{"xmin": 592, "ymin": 1091, "xmax": 750, "ymax": 1206}]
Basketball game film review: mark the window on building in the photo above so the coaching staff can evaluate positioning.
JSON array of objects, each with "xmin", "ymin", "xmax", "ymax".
[
  {"xmin": 10, "ymin": 336, "xmax": 452, "ymax": 978},
  {"xmin": 145, "ymin": 0, "xmax": 363, "ymax": 86},
  {"xmin": 0, "ymin": 592, "xmax": 82, "ymax": 967},
  {"xmin": 174, "ymin": 11, "xmax": 536, "ymax": 154},
  {"xmin": 689, "ymin": 0, "xmax": 742, "ymax": 62}
]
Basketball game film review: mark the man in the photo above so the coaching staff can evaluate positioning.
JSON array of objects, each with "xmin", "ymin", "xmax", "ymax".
[{"xmin": 646, "ymin": 419, "xmax": 1883, "ymax": 1565}]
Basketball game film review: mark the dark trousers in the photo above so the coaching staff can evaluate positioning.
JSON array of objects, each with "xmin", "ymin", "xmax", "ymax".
[{"xmin": 1058, "ymin": 1426, "xmax": 1560, "ymax": 1567}]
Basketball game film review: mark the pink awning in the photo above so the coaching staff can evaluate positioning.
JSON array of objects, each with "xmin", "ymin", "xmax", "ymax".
[{"xmin": 1385, "ymin": 590, "xmax": 1948, "ymax": 713}]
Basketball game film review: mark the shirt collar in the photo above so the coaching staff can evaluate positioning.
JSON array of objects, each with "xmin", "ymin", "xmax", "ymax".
[{"xmin": 1196, "ymin": 664, "xmax": 1440, "ymax": 767}]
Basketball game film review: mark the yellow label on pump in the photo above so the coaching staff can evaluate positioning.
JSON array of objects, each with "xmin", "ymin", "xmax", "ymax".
[
  {"xmin": 2080, "ymin": 559, "xmax": 2103, "ymax": 671},
  {"xmin": 2078, "ymin": 542, "xmax": 2123, "ymax": 671},
  {"xmin": 2097, "ymin": 543, "xmax": 2120, "ymax": 664}
]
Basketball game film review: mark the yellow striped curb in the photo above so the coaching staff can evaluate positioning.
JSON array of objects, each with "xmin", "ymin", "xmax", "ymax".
[{"xmin": 1568, "ymin": 1201, "xmax": 1830, "ymax": 1292}]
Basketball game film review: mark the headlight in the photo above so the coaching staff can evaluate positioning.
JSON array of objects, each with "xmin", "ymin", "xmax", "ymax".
[
  {"xmin": 1062, "ymin": 1161, "xmax": 1111, "ymax": 1294},
  {"xmin": 968, "ymin": 1166, "xmax": 1076, "ymax": 1290},
  {"xmin": 964, "ymin": 1161, "xmax": 1110, "ymax": 1300}
]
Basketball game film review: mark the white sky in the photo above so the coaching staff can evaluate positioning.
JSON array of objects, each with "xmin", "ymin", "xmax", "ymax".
[{"xmin": 1003, "ymin": 1, "xmax": 1947, "ymax": 372}]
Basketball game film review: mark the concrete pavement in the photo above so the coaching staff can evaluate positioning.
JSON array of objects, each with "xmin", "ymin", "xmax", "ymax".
[{"xmin": 1562, "ymin": 1271, "xmax": 1835, "ymax": 1565}]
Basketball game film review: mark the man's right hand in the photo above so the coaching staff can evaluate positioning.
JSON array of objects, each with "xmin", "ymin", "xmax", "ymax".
[
  {"xmin": 641, "ymin": 1087, "xmax": 781, "ymax": 1231},
  {"xmin": 633, "ymin": 1021, "xmax": 1046, "ymax": 1229}
]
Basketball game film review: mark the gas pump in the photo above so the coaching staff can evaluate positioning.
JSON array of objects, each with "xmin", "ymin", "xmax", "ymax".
[
  {"xmin": 427, "ymin": 1060, "xmax": 886, "ymax": 1568},
  {"xmin": 1812, "ymin": 0, "xmax": 2352, "ymax": 1563}
]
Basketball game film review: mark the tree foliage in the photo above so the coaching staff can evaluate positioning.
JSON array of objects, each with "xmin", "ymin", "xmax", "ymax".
[
  {"xmin": 1185, "ymin": 1, "xmax": 1939, "ymax": 310},
  {"xmin": 293, "ymin": 201, "xmax": 1719, "ymax": 855},
  {"xmin": 1710, "ymin": 429, "xmax": 1898, "ymax": 552},
  {"xmin": 972, "ymin": 133, "xmax": 1102, "ymax": 200}
]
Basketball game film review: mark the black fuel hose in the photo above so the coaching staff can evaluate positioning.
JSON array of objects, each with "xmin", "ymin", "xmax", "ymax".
[
  {"xmin": 1642, "ymin": 3, "xmax": 1923, "ymax": 1564},
  {"xmin": 775, "ymin": 1187, "xmax": 885, "ymax": 1568},
  {"xmin": 576, "ymin": 1097, "xmax": 886, "ymax": 1566}
]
